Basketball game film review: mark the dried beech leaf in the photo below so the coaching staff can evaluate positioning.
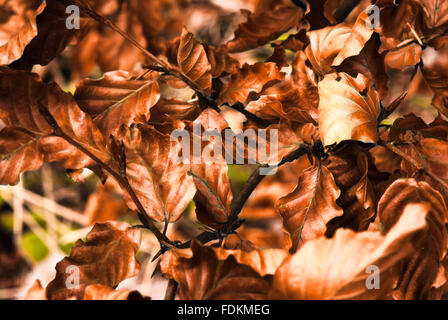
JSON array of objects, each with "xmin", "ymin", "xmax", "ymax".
[
  {"xmin": 161, "ymin": 241, "xmax": 273, "ymax": 300},
  {"xmin": 326, "ymin": 143, "xmax": 376, "ymax": 233},
  {"xmin": 336, "ymin": 33, "xmax": 389, "ymax": 96},
  {"xmin": 0, "ymin": 0, "xmax": 45, "ymax": 65},
  {"xmin": 46, "ymin": 221, "xmax": 141, "ymax": 300},
  {"xmin": 385, "ymin": 43, "xmax": 422, "ymax": 71},
  {"xmin": 331, "ymin": 11, "xmax": 376, "ymax": 66},
  {"xmin": 205, "ymin": 45, "xmax": 240, "ymax": 78},
  {"xmin": 306, "ymin": 11, "xmax": 375, "ymax": 75},
  {"xmin": 0, "ymin": 68, "xmax": 110, "ymax": 181},
  {"xmin": 75, "ymin": 70, "xmax": 160, "ymax": 137},
  {"xmin": 218, "ymin": 62, "xmax": 284, "ymax": 105},
  {"xmin": 318, "ymin": 72, "xmax": 380, "ymax": 146},
  {"xmin": 213, "ymin": 244, "xmax": 288, "ymax": 277},
  {"xmin": 11, "ymin": 0, "xmax": 91, "ymax": 70},
  {"xmin": 84, "ymin": 180, "xmax": 129, "ymax": 224},
  {"xmin": 422, "ymin": 37, "xmax": 448, "ymax": 117},
  {"xmin": 378, "ymin": 178, "xmax": 448, "ymax": 299},
  {"xmin": 291, "ymin": 51, "xmax": 319, "ymax": 121},
  {"xmin": 276, "ymin": 164, "xmax": 343, "ymax": 252},
  {"xmin": 178, "ymin": 27, "xmax": 212, "ymax": 95},
  {"xmin": 149, "ymin": 98, "xmax": 200, "ymax": 123},
  {"xmin": 272, "ymin": 203, "xmax": 429, "ymax": 299},
  {"xmin": 246, "ymin": 80, "xmax": 316, "ymax": 124},
  {"xmin": 118, "ymin": 125, "xmax": 196, "ymax": 222},
  {"xmin": 190, "ymin": 160, "xmax": 232, "ymax": 228},
  {"xmin": 0, "ymin": 128, "xmax": 43, "ymax": 184},
  {"xmin": 225, "ymin": 6, "xmax": 302, "ymax": 53}
]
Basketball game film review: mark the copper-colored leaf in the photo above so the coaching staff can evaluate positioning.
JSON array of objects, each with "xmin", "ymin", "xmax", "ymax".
[
  {"xmin": 326, "ymin": 143, "xmax": 376, "ymax": 233},
  {"xmin": 422, "ymin": 36, "xmax": 448, "ymax": 117},
  {"xmin": 246, "ymin": 80, "xmax": 316, "ymax": 124},
  {"xmin": 272, "ymin": 203, "xmax": 429, "ymax": 299},
  {"xmin": 218, "ymin": 62, "xmax": 284, "ymax": 105},
  {"xmin": 225, "ymin": 5, "xmax": 302, "ymax": 53},
  {"xmin": 178, "ymin": 27, "xmax": 212, "ymax": 95},
  {"xmin": 306, "ymin": 11, "xmax": 375, "ymax": 75},
  {"xmin": 205, "ymin": 45, "xmax": 240, "ymax": 78},
  {"xmin": 46, "ymin": 221, "xmax": 141, "ymax": 300},
  {"xmin": 11, "ymin": 0, "xmax": 90, "ymax": 70},
  {"xmin": 378, "ymin": 178, "xmax": 448, "ymax": 299},
  {"xmin": 74, "ymin": 70, "xmax": 160, "ymax": 137},
  {"xmin": 117, "ymin": 124, "xmax": 196, "ymax": 222},
  {"xmin": 385, "ymin": 43, "xmax": 422, "ymax": 71},
  {"xmin": 161, "ymin": 241, "xmax": 273, "ymax": 300},
  {"xmin": 0, "ymin": 128, "xmax": 43, "ymax": 184},
  {"xmin": 318, "ymin": 72, "xmax": 380, "ymax": 146},
  {"xmin": 276, "ymin": 164, "xmax": 343, "ymax": 252},
  {"xmin": 0, "ymin": 0, "xmax": 45, "ymax": 65},
  {"xmin": 0, "ymin": 68, "xmax": 110, "ymax": 181},
  {"xmin": 190, "ymin": 160, "xmax": 232, "ymax": 228}
]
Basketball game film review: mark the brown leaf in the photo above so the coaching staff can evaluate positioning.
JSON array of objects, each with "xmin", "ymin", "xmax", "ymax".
[
  {"xmin": 290, "ymin": 51, "xmax": 319, "ymax": 121},
  {"xmin": 178, "ymin": 27, "xmax": 212, "ymax": 95},
  {"xmin": 272, "ymin": 203, "xmax": 429, "ymax": 299},
  {"xmin": 11, "ymin": 0, "xmax": 91, "ymax": 70},
  {"xmin": 149, "ymin": 98, "xmax": 200, "ymax": 123},
  {"xmin": 241, "ymin": 157, "xmax": 311, "ymax": 220},
  {"xmin": 204, "ymin": 45, "xmax": 240, "ymax": 78},
  {"xmin": 378, "ymin": 178, "xmax": 448, "ymax": 299},
  {"xmin": 306, "ymin": 10, "xmax": 375, "ymax": 75},
  {"xmin": 0, "ymin": 68, "xmax": 110, "ymax": 181},
  {"xmin": 117, "ymin": 124, "xmax": 196, "ymax": 223},
  {"xmin": 46, "ymin": 221, "xmax": 141, "ymax": 300},
  {"xmin": 385, "ymin": 43, "xmax": 422, "ymax": 71},
  {"xmin": 246, "ymin": 80, "xmax": 316, "ymax": 124},
  {"xmin": 218, "ymin": 62, "xmax": 284, "ymax": 105},
  {"xmin": 225, "ymin": 5, "xmax": 302, "ymax": 53},
  {"xmin": 422, "ymin": 36, "xmax": 448, "ymax": 117},
  {"xmin": 214, "ymin": 239, "xmax": 288, "ymax": 277},
  {"xmin": 0, "ymin": 128, "xmax": 43, "ymax": 184},
  {"xmin": 0, "ymin": 0, "xmax": 45, "ymax": 65},
  {"xmin": 326, "ymin": 143, "xmax": 376, "ymax": 233},
  {"xmin": 336, "ymin": 32, "xmax": 389, "ymax": 96},
  {"xmin": 190, "ymin": 160, "xmax": 232, "ymax": 228},
  {"xmin": 276, "ymin": 164, "xmax": 343, "ymax": 252},
  {"xmin": 318, "ymin": 72, "xmax": 380, "ymax": 146},
  {"xmin": 74, "ymin": 70, "xmax": 160, "ymax": 137},
  {"xmin": 161, "ymin": 241, "xmax": 273, "ymax": 300}
]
